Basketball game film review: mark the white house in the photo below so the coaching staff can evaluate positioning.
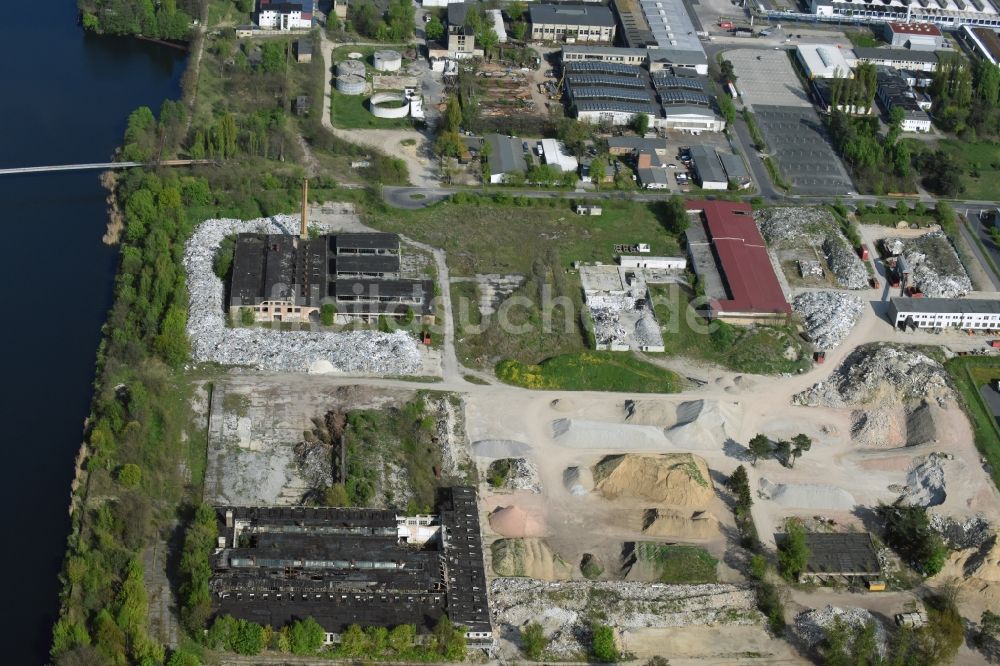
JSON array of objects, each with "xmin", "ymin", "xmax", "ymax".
[
  {"xmin": 889, "ymin": 297, "xmax": 1000, "ymax": 329},
  {"xmin": 619, "ymin": 256, "xmax": 686, "ymax": 270},
  {"xmin": 257, "ymin": 0, "xmax": 313, "ymax": 30}
]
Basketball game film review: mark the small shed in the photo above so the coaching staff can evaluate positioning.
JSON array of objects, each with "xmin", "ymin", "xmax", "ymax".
[
  {"xmin": 575, "ymin": 204, "xmax": 603, "ymax": 216},
  {"xmin": 296, "ymin": 39, "xmax": 313, "ymax": 63}
]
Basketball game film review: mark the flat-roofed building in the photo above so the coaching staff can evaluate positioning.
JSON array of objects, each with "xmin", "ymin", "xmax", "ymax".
[
  {"xmin": 529, "ymin": 3, "xmax": 616, "ymax": 43},
  {"xmin": 849, "ymin": 47, "xmax": 943, "ymax": 72},
  {"xmin": 960, "ymin": 25, "xmax": 1000, "ymax": 64},
  {"xmin": 562, "ymin": 45, "xmax": 649, "ymax": 65},
  {"xmin": 883, "ymin": 22, "xmax": 944, "ymax": 50},
  {"xmin": 889, "ymin": 296, "xmax": 1000, "ymax": 329},
  {"xmin": 796, "ymin": 43, "xmax": 854, "ymax": 79},
  {"xmin": 810, "ymin": 0, "xmax": 1000, "ymax": 29},
  {"xmin": 690, "ymin": 144, "xmax": 728, "ymax": 189},
  {"xmin": 798, "ymin": 532, "xmax": 882, "ymax": 585},
  {"xmin": 875, "ymin": 66, "xmax": 932, "ymax": 132},
  {"xmin": 484, "ymin": 134, "xmax": 528, "ymax": 183}
]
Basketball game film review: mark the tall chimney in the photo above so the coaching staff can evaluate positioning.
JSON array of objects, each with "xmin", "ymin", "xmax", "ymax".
[{"xmin": 300, "ymin": 177, "xmax": 309, "ymax": 239}]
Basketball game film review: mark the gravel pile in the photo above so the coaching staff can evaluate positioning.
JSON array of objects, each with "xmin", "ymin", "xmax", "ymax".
[
  {"xmin": 183, "ymin": 215, "xmax": 421, "ymax": 374},
  {"xmin": 794, "ymin": 605, "xmax": 886, "ymax": 653},
  {"xmin": 490, "ymin": 578, "xmax": 762, "ymax": 657},
  {"xmin": 793, "ymin": 344, "xmax": 951, "ymax": 408},
  {"xmin": 930, "ymin": 513, "xmax": 993, "ymax": 550},
  {"xmin": 903, "ymin": 454, "xmax": 946, "ymax": 507},
  {"xmin": 887, "ymin": 232, "xmax": 971, "ymax": 298},
  {"xmin": 793, "ymin": 291, "xmax": 864, "ymax": 350},
  {"xmin": 755, "ymin": 207, "xmax": 866, "ymax": 289},
  {"xmin": 633, "ymin": 311, "xmax": 663, "ymax": 347}
]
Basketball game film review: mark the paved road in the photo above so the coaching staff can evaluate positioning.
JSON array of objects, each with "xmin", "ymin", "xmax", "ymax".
[
  {"xmin": 0, "ymin": 159, "xmax": 214, "ymax": 175},
  {"xmin": 729, "ymin": 113, "xmax": 778, "ymax": 199}
]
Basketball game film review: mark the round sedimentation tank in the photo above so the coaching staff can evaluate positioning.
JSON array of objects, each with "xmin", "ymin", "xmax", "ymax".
[
  {"xmin": 373, "ymin": 50, "xmax": 402, "ymax": 72},
  {"xmin": 369, "ymin": 92, "xmax": 410, "ymax": 118},
  {"xmin": 336, "ymin": 59, "xmax": 366, "ymax": 78},
  {"xmin": 336, "ymin": 74, "xmax": 367, "ymax": 95}
]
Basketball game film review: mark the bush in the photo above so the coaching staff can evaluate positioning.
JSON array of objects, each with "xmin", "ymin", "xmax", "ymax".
[
  {"xmin": 591, "ymin": 623, "xmax": 619, "ymax": 663},
  {"xmin": 117, "ymin": 463, "xmax": 142, "ymax": 488},
  {"xmin": 320, "ymin": 302, "xmax": 336, "ymax": 326},
  {"xmin": 521, "ymin": 621, "xmax": 546, "ymax": 660},
  {"xmin": 240, "ymin": 307, "xmax": 255, "ymax": 326},
  {"xmin": 778, "ymin": 518, "xmax": 810, "ymax": 581},
  {"xmin": 290, "ymin": 617, "xmax": 325, "ymax": 655},
  {"xmin": 877, "ymin": 503, "xmax": 947, "ymax": 575}
]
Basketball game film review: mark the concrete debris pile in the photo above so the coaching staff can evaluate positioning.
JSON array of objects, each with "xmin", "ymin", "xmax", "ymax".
[
  {"xmin": 490, "ymin": 578, "xmax": 762, "ymax": 657},
  {"xmin": 798, "ymin": 259, "xmax": 824, "ymax": 279},
  {"xmin": 794, "ymin": 606, "xmax": 887, "ymax": 654},
  {"xmin": 793, "ymin": 291, "xmax": 863, "ymax": 350},
  {"xmin": 633, "ymin": 311, "xmax": 663, "ymax": 348},
  {"xmin": 902, "ymin": 454, "xmax": 947, "ymax": 507},
  {"xmin": 499, "ymin": 458, "xmax": 542, "ymax": 493},
  {"xmin": 886, "ymin": 232, "xmax": 971, "ymax": 298},
  {"xmin": 793, "ymin": 344, "xmax": 951, "ymax": 408},
  {"xmin": 591, "ymin": 307, "xmax": 628, "ymax": 348},
  {"xmin": 755, "ymin": 207, "xmax": 867, "ymax": 289},
  {"xmin": 930, "ymin": 513, "xmax": 993, "ymax": 550},
  {"xmin": 294, "ymin": 441, "xmax": 334, "ymax": 490},
  {"xmin": 183, "ymin": 215, "xmax": 421, "ymax": 374}
]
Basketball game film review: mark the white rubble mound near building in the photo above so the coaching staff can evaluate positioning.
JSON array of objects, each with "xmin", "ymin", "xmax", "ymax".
[
  {"xmin": 490, "ymin": 578, "xmax": 762, "ymax": 657},
  {"xmin": 793, "ymin": 344, "xmax": 951, "ymax": 408},
  {"xmin": 183, "ymin": 215, "xmax": 420, "ymax": 374},
  {"xmin": 795, "ymin": 605, "xmax": 887, "ymax": 654},
  {"xmin": 759, "ymin": 478, "xmax": 857, "ymax": 510},
  {"xmin": 793, "ymin": 291, "xmax": 864, "ymax": 350},
  {"xmin": 888, "ymin": 231, "xmax": 972, "ymax": 299}
]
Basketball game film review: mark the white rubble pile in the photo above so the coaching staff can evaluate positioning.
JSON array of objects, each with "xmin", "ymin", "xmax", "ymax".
[
  {"xmin": 793, "ymin": 344, "xmax": 951, "ymax": 408},
  {"xmin": 798, "ymin": 259, "xmax": 824, "ymax": 278},
  {"xmin": 633, "ymin": 311, "xmax": 663, "ymax": 348},
  {"xmin": 793, "ymin": 291, "xmax": 863, "ymax": 350},
  {"xmin": 490, "ymin": 578, "xmax": 762, "ymax": 657},
  {"xmin": 794, "ymin": 605, "xmax": 887, "ymax": 654},
  {"xmin": 591, "ymin": 308, "xmax": 628, "ymax": 347},
  {"xmin": 930, "ymin": 513, "xmax": 993, "ymax": 550},
  {"xmin": 823, "ymin": 235, "xmax": 868, "ymax": 289},
  {"xmin": 505, "ymin": 458, "xmax": 542, "ymax": 493},
  {"xmin": 183, "ymin": 215, "xmax": 420, "ymax": 374},
  {"xmin": 887, "ymin": 232, "xmax": 971, "ymax": 298},
  {"xmin": 755, "ymin": 207, "xmax": 866, "ymax": 289}
]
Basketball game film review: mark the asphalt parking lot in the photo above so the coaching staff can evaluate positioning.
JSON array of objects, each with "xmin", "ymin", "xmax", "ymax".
[
  {"xmin": 724, "ymin": 48, "xmax": 811, "ymax": 109},
  {"xmin": 753, "ymin": 105, "xmax": 854, "ymax": 195}
]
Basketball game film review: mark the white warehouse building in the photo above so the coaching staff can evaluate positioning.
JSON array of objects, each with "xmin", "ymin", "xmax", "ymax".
[
  {"xmin": 796, "ymin": 44, "xmax": 854, "ymax": 79},
  {"xmin": 619, "ymin": 256, "xmax": 687, "ymax": 270},
  {"xmin": 889, "ymin": 297, "xmax": 1000, "ymax": 329}
]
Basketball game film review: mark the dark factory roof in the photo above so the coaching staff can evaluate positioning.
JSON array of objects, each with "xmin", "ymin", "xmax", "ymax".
[
  {"xmin": 331, "ymin": 254, "xmax": 401, "ymax": 274},
  {"xmin": 334, "ymin": 232, "xmax": 400, "ymax": 252},
  {"xmin": 802, "ymin": 532, "xmax": 881, "ymax": 576}
]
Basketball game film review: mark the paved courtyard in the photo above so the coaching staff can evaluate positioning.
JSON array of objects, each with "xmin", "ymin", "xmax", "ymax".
[{"xmin": 724, "ymin": 48, "xmax": 811, "ymax": 108}]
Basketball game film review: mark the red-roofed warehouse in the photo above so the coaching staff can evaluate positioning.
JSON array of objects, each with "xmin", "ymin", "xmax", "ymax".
[{"xmin": 684, "ymin": 200, "xmax": 791, "ymax": 322}]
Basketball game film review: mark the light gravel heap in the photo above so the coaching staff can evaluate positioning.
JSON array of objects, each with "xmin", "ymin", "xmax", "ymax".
[
  {"xmin": 793, "ymin": 344, "xmax": 951, "ymax": 407},
  {"xmin": 184, "ymin": 215, "xmax": 421, "ymax": 374},
  {"xmin": 490, "ymin": 578, "xmax": 762, "ymax": 657},
  {"xmin": 793, "ymin": 291, "xmax": 864, "ymax": 350}
]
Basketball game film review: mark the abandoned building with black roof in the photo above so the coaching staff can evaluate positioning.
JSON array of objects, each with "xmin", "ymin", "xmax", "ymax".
[
  {"xmin": 228, "ymin": 230, "xmax": 434, "ymax": 324},
  {"xmin": 797, "ymin": 532, "xmax": 882, "ymax": 585},
  {"xmin": 210, "ymin": 487, "xmax": 492, "ymax": 645}
]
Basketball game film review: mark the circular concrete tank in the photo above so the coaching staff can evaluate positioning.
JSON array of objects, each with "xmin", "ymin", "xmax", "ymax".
[
  {"xmin": 373, "ymin": 50, "xmax": 402, "ymax": 72},
  {"xmin": 336, "ymin": 74, "xmax": 367, "ymax": 95},
  {"xmin": 336, "ymin": 59, "xmax": 366, "ymax": 78},
  {"xmin": 369, "ymin": 92, "xmax": 410, "ymax": 118}
]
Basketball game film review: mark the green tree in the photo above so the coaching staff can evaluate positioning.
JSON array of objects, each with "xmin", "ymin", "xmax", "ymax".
[
  {"xmin": 521, "ymin": 621, "xmax": 546, "ymax": 660},
  {"xmin": 166, "ymin": 649, "xmax": 202, "ymax": 666},
  {"xmin": 289, "ymin": 617, "xmax": 325, "ymax": 655},
  {"xmin": 778, "ymin": 518, "xmax": 810, "ymax": 581},
  {"xmin": 388, "ymin": 624, "xmax": 416, "ymax": 654},
  {"xmin": 260, "ymin": 41, "xmax": 286, "ymax": 74},
  {"xmin": 156, "ymin": 306, "xmax": 189, "ymax": 367},
  {"xmin": 591, "ymin": 623, "xmax": 619, "ymax": 663},
  {"xmin": 790, "ymin": 433, "xmax": 812, "ymax": 468},
  {"xmin": 660, "ymin": 194, "xmax": 690, "ymax": 234},
  {"xmin": 478, "ymin": 25, "xmax": 499, "ymax": 56},
  {"xmin": 117, "ymin": 463, "xmax": 142, "ymax": 488},
  {"xmin": 339, "ymin": 624, "xmax": 368, "ymax": 657},
  {"xmin": 320, "ymin": 302, "xmax": 337, "ymax": 326},
  {"xmin": 323, "ymin": 483, "xmax": 349, "ymax": 505},
  {"xmin": 589, "ymin": 158, "xmax": 606, "ymax": 190},
  {"xmin": 776, "ymin": 440, "xmax": 793, "ymax": 467},
  {"xmin": 633, "ymin": 112, "xmax": 650, "ymax": 136},
  {"xmin": 511, "ymin": 21, "xmax": 528, "ymax": 41},
  {"xmin": 748, "ymin": 434, "xmax": 771, "ymax": 465},
  {"xmin": 720, "ymin": 59, "xmax": 737, "ymax": 83},
  {"xmin": 877, "ymin": 503, "xmax": 947, "ymax": 575},
  {"xmin": 426, "ymin": 16, "xmax": 445, "ymax": 41}
]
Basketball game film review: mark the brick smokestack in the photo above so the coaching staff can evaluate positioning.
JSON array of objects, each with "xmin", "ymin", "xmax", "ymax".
[{"xmin": 300, "ymin": 177, "xmax": 309, "ymax": 239}]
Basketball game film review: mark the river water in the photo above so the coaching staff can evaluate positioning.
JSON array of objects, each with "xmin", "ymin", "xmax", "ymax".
[{"xmin": 0, "ymin": 2, "xmax": 186, "ymax": 662}]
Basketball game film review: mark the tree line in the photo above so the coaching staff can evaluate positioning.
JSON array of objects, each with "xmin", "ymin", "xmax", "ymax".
[{"xmin": 79, "ymin": 0, "xmax": 195, "ymax": 40}]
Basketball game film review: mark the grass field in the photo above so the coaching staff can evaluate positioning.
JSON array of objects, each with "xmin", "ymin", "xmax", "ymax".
[
  {"xmin": 908, "ymin": 139, "xmax": 1000, "ymax": 201},
  {"xmin": 495, "ymin": 352, "xmax": 682, "ymax": 393},
  {"xmin": 945, "ymin": 356, "xmax": 1000, "ymax": 490},
  {"xmin": 844, "ymin": 29, "xmax": 882, "ymax": 48},
  {"xmin": 635, "ymin": 543, "xmax": 719, "ymax": 584},
  {"xmin": 366, "ymin": 196, "xmax": 683, "ymax": 276},
  {"xmin": 650, "ymin": 284, "xmax": 811, "ymax": 375},
  {"xmin": 331, "ymin": 90, "xmax": 414, "ymax": 129}
]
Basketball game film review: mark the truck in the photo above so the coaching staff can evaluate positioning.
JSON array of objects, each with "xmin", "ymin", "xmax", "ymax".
[
  {"xmin": 719, "ymin": 19, "xmax": 734, "ymax": 29},
  {"xmin": 814, "ymin": 351, "xmax": 826, "ymax": 364},
  {"xmin": 857, "ymin": 245, "xmax": 870, "ymax": 261},
  {"xmin": 732, "ymin": 27, "xmax": 755, "ymax": 37}
]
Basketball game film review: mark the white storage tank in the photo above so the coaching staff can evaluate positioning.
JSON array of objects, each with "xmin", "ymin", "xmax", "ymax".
[
  {"xmin": 336, "ymin": 74, "xmax": 366, "ymax": 95},
  {"xmin": 373, "ymin": 50, "xmax": 402, "ymax": 72},
  {"xmin": 336, "ymin": 59, "xmax": 366, "ymax": 77}
]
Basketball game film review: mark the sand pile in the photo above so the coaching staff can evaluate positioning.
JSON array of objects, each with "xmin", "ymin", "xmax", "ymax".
[
  {"xmin": 472, "ymin": 439, "xmax": 531, "ymax": 457},
  {"xmin": 624, "ymin": 399, "xmax": 677, "ymax": 426},
  {"xmin": 905, "ymin": 401, "xmax": 940, "ymax": 447},
  {"xmin": 563, "ymin": 466, "xmax": 594, "ymax": 496},
  {"xmin": 491, "ymin": 538, "xmax": 572, "ymax": 580},
  {"xmin": 552, "ymin": 418, "xmax": 669, "ymax": 450},
  {"xmin": 759, "ymin": 478, "xmax": 856, "ymax": 510},
  {"xmin": 489, "ymin": 505, "xmax": 546, "ymax": 538},
  {"xmin": 902, "ymin": 454, "xmax": 946, "ymax": 507},
  {"xmin": 593, "ymin": 453, "xmax": 714, "ymax": 506},
  {"xmin": 642, "ymin": 508, "xmax": 720, "ymax": 540}
]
